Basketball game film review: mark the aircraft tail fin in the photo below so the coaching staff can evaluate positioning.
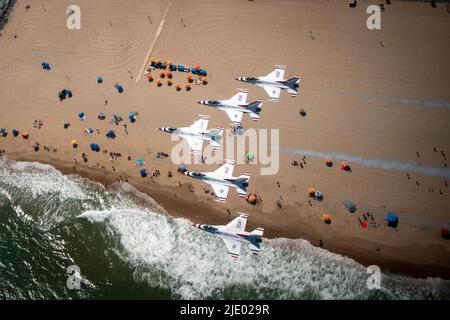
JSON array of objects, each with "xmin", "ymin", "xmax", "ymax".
[
  {"xmin": 247, "ymin": 100, "xmax": 263, "ymax": 121},
  {"xmin": 208, "ymin": 127, "xmax": 224, "ymax": 150},
  {"xmin": 285, "ymin": 76, "xmax": 301, "ymax": 97},
  {"xmin": 247, "ymin": 228, "xmax": 264, "ymax": 255},
  {"xmin": 250, "ymin": 227, "xmax": 264, "ymax": 237},
  {"xmin": 234, "ymin": 173, "xmax": 250, "ymax": 198}
]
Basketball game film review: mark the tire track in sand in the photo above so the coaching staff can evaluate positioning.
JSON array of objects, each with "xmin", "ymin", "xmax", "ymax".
[{"xmin": 135, "ymin": 0, "xmax": 173, "ymax": 84}]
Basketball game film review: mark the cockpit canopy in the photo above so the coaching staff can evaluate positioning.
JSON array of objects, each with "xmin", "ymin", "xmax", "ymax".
[
  {"xmin": 191, "ymin": 172, "xmax": 205, "ymax": 177},
  {"xmin": 245, "ymin": 77, "xmax": 258, "ymax": 81},
  {"xmin": 202, "ymin": 225, "xmax": 218, "ymax": 232},
  {"xmin": 166, "ymin": 127, "xmax": 176, "ymax": 132},
  {"xmin": 207, "ymin": 100, "xmax": 221, "ymax": 105}
]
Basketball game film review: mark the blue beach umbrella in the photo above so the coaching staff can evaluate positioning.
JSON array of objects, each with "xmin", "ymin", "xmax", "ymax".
[
  {"xmin": 140, "ymin": 169, "xmax": 148, "ymax": 177},
  {"xmin": 90, "ymin": 143, "xmax": 100, "ymax": 152},
  {"xmin": 345, "ymin": 201, "xmax": 357, "ymax": 213},
  {"xmin": 106, "ymin": 130, "xmax": 116, "ymax": 139}
]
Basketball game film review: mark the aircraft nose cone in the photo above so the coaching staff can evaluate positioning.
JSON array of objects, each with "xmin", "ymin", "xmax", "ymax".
[
  {"xmin": 197, "ymin": 100, "xmax": 204, "ymax": 105},
  {"xmin": 158, "ymin": 128, "xmax": 164, "ymax": 131}
]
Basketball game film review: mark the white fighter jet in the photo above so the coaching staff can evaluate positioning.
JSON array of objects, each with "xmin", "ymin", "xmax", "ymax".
[
  {"xmin": 193, "ymin": 213, "xmax": 264, "ymax": 258},
  {"xmin": 236, "ymin": 66, "xmax": 301, "ymax": 101},
  {"xmin": 183, "ymin": 160, "xmax": 250, "ymax": 203},
  {"xmin": 158, "ymin": 115, "xmax": 223, "ymax": 155},
  {"xmin": 198, "ymin": 89, "xmax": 263, "ymax": 125}
]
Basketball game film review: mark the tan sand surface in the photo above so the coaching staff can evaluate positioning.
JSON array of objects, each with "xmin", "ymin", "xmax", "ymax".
[{"xmin": 0, "ymin": 0, "xmax": 449, "ymax": 278}]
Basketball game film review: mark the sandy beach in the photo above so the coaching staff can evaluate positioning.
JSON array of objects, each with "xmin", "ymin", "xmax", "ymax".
[{"xmin": 0, "ymin": 0, "xmax": 449, "ymax": 279}]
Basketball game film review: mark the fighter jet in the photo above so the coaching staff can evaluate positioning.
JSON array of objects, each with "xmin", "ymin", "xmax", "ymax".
[
  {"xmin": 198, "ymin": 89, "xmax": 263, "ymax": 125},
  {"xmin": 193, "ymin": 213, "xmax": 264, "ymax": 258},
  {"xmin": 159, "ymin": 115, "xmax": 223, "ymax": 155},
  {"xmin": 236, "ymin": 66, "xmax": 301, "ymax": 101},
  {"xmin": 183, "ymin": 160, "xmax": 250, "ymax": 203}
]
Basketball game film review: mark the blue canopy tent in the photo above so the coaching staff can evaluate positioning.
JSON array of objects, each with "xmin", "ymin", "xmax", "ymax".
[
  {"xmin": 386, "ymin": 212, "xmax": 398, "ymax": 228},
  {"xmin": 177, "ymin": 65, "xmax": 185, "ymax": 72},
  {"xmin": 140, "ymin": 169, "xmax": 148, "ymax": 177},
  {"xmin": 97, "ymin": 76, "xmax": 103, "ymax": 84},
  {"xmin": 106, "ymin": 130, "xmax": 116, "ymax": 139},
  {"xmin": 150, "ymin": 61, "xmax": 158, "ymax": 68},
  {"xmin": 90, "ymin": 143, "xmax": 100, "ymax": 152},
  {"xmin": 169, "ymin": 64, "xmax": 177, "ymax": 71},
  {"xmin": 345, "ymin": 201, "xmax": 357, "ymax": 213},
  {"xmin": 198, "ymin": 69, "xmax": 207, "ymax": 76},
  {"xmin": 191, "ymin": 67, "xmax": 198, "ymax": 74}
]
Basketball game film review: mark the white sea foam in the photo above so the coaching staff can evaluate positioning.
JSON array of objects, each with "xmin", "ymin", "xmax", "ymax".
[{"xmin": 78, "ymin": 209, "xmax": 450, "ymax": 299}]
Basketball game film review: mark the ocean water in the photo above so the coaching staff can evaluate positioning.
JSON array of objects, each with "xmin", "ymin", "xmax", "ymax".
[
  {"xmin": 0, "ymin": 0, "xmax": 12, "ymax": 30},
  {"xmin": 0, "ymin": 157, "xmax": 449, "ymax": 300}
]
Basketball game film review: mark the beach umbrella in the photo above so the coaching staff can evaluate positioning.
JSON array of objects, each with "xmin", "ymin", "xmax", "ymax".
[
  {"xmin": 71, "ymin": 139, "xmax": 78, "ymax": 148},
  {"xmin": 314, "ymin": 191, "xmax": 323, "ymax": 200},
  {"xmin": 137, "ymin": 159, "xmax": 146, "ymax": 166},
  {"xmin": 106, "ymin": 130, "xmax": 116, "ymax": 139},
  {"xmin": 90, "ymin": 143, "xmax": 100, "ymax": 152},
  {"xmin": 21, "ymin": 132, "xmax": 29, "ymax": 139},
  {"xmin": 325, "ymin": 159, "xmax": 333, "ymax": 167},
  {"xmin": 345, "ymin": 201, "xmax": 357, "ymax": 213},
  {"xmin": 128, "ymin": 112, "xmax": 136, "ymax": 122},
  {"xmin": 115, "ymin": 83, "xmax": 124, "ymax": 93},
  {"xmin": 33, "ymin": 143, "xmax": 40, "ymax": 152},
  {"xmin": 323, "ymin": 213, "xmax": 331, "ymax": 224},
  {"xmin": 179, "ymin": 164, "xmax": 187, "ymax": 172},
  {"xmin": 386, "ymin": 212, "xmax": 398, "ymax": 228},
  {"xmin": 194, "ymin": 64, "xmax": 201, "ymax": 70},
  {"xmin": 97, "ymin": 76, "xmax": 103, "ymax": 83},
  {"xmin": 341, "ymin": 161, "xmax": 351, "ymax": 171},
  {"xmin": 140, "ymin": 169, "xmax": 148, "ymax": 177},
  {"xmin": 12, "ymin": 128, "xmax": 19, "ymax": 137},
  {"xmin": 78, "ymin": 112, "xmax": 85, "ymax": 121}
]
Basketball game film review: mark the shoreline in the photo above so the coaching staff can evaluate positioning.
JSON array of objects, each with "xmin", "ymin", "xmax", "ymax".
[{"xmin": 4, "ymin": 152, "xmax": 450, "ymax": 280}]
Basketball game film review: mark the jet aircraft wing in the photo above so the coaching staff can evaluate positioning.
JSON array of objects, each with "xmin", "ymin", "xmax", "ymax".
[
  {"xmin": 263, "ymin": 86, "xmax": 281, "ymax": 100},
  {"xmin": 209, "ymin": 182, "xmax": 229, "ymax": 202},
  {"xmin": 225, "ymin": 109, "xmax": 243, "ymax": 124},
  {"xmin": 222, "ymin": 238, "xmax": 241, "ymax": 259}
]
